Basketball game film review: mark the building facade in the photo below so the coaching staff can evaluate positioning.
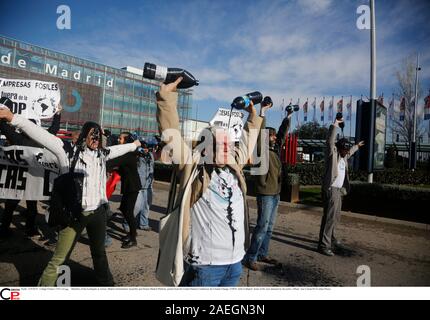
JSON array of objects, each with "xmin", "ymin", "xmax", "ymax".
[{"xmin": 0, "ymin": 35, "xmax": 192, "ymax": 139}]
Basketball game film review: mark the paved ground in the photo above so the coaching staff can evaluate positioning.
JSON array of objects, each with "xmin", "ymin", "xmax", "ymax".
[{"xmin": 0, "ymin": 181, "xmax": 429, "ymax": 287}]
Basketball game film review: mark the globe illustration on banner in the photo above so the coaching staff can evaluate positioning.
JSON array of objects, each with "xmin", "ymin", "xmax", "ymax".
[{"xmin": 31, "ymin": 96, "xmax": 56, "ymax": 118}]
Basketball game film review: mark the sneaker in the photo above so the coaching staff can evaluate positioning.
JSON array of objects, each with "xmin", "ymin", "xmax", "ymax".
[
  {"xmin": 121, "ymin": 239, "xmax": 137, "ymax": 249},
  {"xmin": 318, "ymin": 247, "xmax": 335, "ymax": 257},
  {"xmin": 44, "ymin": 238, "xmax": 57, "ymax": 247},
  {"xmin": 138, "ymin": 225, "xmax": 152, "ymax": 231},
  {"xmin": 243, "ymin": 260, "xmax": 261, "ymax": 271},
  {"xmin": 258, "ymin": 256, "xmax": 279, "ymax": 265}
]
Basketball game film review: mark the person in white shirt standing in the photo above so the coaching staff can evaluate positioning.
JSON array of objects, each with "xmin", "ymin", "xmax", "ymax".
[{"xmin": 318, "ymin": 116, "xmax": 364, "ymax": 256}]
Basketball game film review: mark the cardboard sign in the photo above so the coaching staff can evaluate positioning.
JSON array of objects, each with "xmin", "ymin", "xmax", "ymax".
[
  {"xmin": 209, "ymin": 108, "xmax": 244, "ymax": 142},
  {"xmin": 0, "ymin": 78, "xmax": 60, "ymax": 120}
]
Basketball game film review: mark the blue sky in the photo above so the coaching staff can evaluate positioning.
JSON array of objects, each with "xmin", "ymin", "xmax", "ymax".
[{"xmin": 0, "ymin": 0, "xmax": 429, "ymax": 133}]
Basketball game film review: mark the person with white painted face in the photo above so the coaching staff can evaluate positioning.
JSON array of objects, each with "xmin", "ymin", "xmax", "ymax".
[{"xmin": 0, "ymin": 107, "xmax": 140, "ymax": 286}]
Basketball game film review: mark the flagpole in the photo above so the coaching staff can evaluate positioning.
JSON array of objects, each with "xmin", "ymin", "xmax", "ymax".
[
  {"xmin": 350, "ymin": 95, "xmax": 352, "ymax": 139},
  {"xmin": 368, "ymin": 0, "xmax": 376, "ymax": 183},
  {"xmin": 411, "ymin": 52, "xmax": 421, "ymax": 171}
]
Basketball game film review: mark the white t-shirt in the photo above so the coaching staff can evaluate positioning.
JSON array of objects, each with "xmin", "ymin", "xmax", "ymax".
[
  {"xmin": 188, "ymin": 167, "xmax": 245, "ymax": 266},
  {"xmin": 331, "ymin": 157, "xmax": 346, "ymax": 188}
]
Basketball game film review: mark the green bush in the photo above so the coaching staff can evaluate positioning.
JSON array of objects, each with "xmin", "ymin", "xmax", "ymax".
[
  {"xmin": 282, "ymin": 163, "xmax": 430, "ymax": 186},
  {"xmin": 343, "ymin": 182, "xmax": 430, "ymax": 223}
]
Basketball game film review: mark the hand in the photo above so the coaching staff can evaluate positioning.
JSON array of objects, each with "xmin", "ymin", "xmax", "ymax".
[
  {"xmin": 56, "ymin": 103, "xmax": 63, "ymax": 114},
  {"xmin": 358, "ymin": 141, "xmax": 365, "ymax": 147},
  {"xmin": 260, "ymin": 102, "xmax": 272, "ymax": 117},
  {"xmin": 244, "ymin": 100, "xmax": 257, "ymax": 116},
  {"xmin": 0, "ymin": 107, "xmax": 14, "ymax": 122},
  {"xmin": 133, "ymin": 140, "xmax": 141, "ymax": 148},
  {"xmin": 335, "ymin": 117, "xmax": 344, "ymax": 126},
  {"xmin": 160, "ymin": 77, "xmax": 183, "ymax": 93}
]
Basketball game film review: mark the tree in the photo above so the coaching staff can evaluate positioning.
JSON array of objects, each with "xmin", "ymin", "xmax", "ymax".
[
  {"xmin": 390, "ymin": 56, "xmax": 425, "ymax": 150},
  {"xmin": 293, "ymin": 121, "xmax": 329, "ymax": 139}
]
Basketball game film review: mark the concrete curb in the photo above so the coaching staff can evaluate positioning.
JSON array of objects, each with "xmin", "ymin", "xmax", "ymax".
[{"xmin": 153, "ymin": 181, "xmax": 430, "ymax": 231}]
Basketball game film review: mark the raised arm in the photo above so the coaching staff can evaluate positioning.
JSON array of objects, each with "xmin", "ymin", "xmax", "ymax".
[
  {"xmin": 156, "ymin": 77, "xmax": 192, "ymax": 169},
  {"xmin": 106, "ymin": 142, "xmax": 139, "ymax": 161},
  {"xmin": 1, "ymin": 112, "xmax": 69, "ymax": 172},
  {"xmin": 235, "ymin": 104, "xmax": 264, "ymax": 168},
  {"xmin": 277, "ymin": 112, "xmax": 292, "ymax": 147}
]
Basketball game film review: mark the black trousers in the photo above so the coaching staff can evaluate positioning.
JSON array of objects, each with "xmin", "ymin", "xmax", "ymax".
[
  {"xmin": 0, "ymin": 200, "xmax": 38, "ymax": 231},
  {"xmin": 119, "ymin": 192, "xmax": 138, "ymax": 241}
]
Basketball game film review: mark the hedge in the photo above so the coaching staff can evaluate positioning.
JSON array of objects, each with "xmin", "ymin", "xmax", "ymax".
[
  {"xmin": 343, "ymin": 182, "xmax": 430, "ymax": 224},
  {"xmin": 283, "ymin": 163, "xmax": 430, "ymax": 186}
]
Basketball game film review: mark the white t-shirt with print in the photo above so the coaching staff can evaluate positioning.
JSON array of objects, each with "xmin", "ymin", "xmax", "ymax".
[
  {"xmin": 331, "ymin": 157, "xmax": 346, "ymax": 188},
  {"xmin": 188, "ymin": 167, "xmax": 245, "ymax": 266}
]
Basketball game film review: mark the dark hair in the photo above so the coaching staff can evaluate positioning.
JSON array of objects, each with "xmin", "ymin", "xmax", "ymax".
[
  {"xmin": 76, "ymin": 121, "xmax": 109, "ymax": 156},
  {"xmin": 266, "ymin": 127, "xmax": 276, "ymax": 136},
  {"xmin": 120, "ymin": 131, "xmax": 134, "ymax": 143},
  {"xmin": 335, "ymin": 138, "xmax": 351, "ymax": 152}
]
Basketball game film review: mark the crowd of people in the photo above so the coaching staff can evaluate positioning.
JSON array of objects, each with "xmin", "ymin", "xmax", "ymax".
[{"xmin": 0, "ymin": 76, "xmax": 364, "ymax": 287}]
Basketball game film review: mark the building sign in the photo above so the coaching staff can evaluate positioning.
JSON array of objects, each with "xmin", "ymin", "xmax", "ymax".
[{"xmin": 0, "ymin": 45, "xmax": 114, "ymax": 88}]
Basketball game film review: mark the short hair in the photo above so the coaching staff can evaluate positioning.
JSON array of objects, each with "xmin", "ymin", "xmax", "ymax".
[
  {"xmin": 120, "ymin": 132, "xmax": 134, "ymax": 143},
  {"xmin": 335, "ymin": 138, "xmax": 351, "ymax": 152},
  {"xmin": 266, "ymin": 127, "xmax": 276, "ymax": 136}
]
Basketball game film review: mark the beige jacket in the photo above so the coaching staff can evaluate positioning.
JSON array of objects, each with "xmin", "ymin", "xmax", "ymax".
[
  {"xmin": 322, "ymin": 124, "xmax": 359, "ymax": 193},
  {"xmin": 156, "ymin": 89, "xmax": 263, "ymax": 261}
]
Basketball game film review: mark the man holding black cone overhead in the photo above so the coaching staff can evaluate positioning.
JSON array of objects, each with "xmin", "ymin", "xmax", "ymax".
[{"xmin": 318, "ymin": 115, "xmax": 364, "ymax": 256}]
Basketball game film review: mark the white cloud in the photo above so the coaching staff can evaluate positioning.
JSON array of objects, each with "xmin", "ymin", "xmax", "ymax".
[{"xmin": 298, "ymin": 0, "xmax": 333, "ymax": 15}]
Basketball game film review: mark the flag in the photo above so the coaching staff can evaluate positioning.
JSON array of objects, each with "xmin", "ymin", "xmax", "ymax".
[
  {"xmin": 337, "ymin": 97, "xmax": 343, "ymax": 113},
  {"xmin": 388, "ymin": 95, "xmax": 394, "ymax": 120},
  {"xmin": 378, "ymin": 94, "xmax": 384, "ymax": 105},
  {"xmin": 285, "ymin": 99, "xmax": 292, "ymax": 117},
  {"xmin": 296, "ymin": 98, "xmax": 300, "ymax": 127},
  {"xmin": 303, "ymin": 99, "xmax": 308, "ymax": 122},
  {"xmin": 328, "ymin": 96, "xmax": 334, "ymax": 121},
  {"xmin": 320, "ymin": 98, "xmax": 325, "ymax": 122},
  {"xmin": 346, "ymin": 96, "xmax": 352, "ymax": 121},
  {"xmin": 312, "ymin": 98, "xmax": 316, "ymax": 122},
  {"xmin": 399, "ymin": 96, "xmax": 406, "ymax": 121},
  {"xmin": 424, "ymin": 92, "xmax": 430, "ymax": 120}
]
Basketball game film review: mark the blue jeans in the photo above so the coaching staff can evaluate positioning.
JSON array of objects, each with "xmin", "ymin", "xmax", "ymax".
[
  {"xmin": 134, "ymin": 187, "xmax": 152, "ymax": 227},
  {"xmin": 244, "ymin": 194, "xmax": 280, "ymax": 263},
  {"xmin": 182, "ymin": 262, "xmax": 243, "ymax": 287}
]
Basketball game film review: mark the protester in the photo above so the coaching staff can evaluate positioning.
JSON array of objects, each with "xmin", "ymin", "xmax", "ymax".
[
  {"xmin": 318, "ymin": 116, "xmax": 364, "ymax": 256},
  {"xmin": 243, "ymin": 107, "xmax": 293, "ymax": 271},
  {"xmin": 156, "ymin": 77, "xmax": 264, "ymax": 287},
  {"xmin": 0, "ymin": 107, "xmax": 140, "ymax": 286},
  {"xmin": 134, "ymin": 141, "xmax": 154, "ymax": 231},
  {"xmin": 0, "ymin": 104, "xmax": 62, "ymax": 239},
  {"xmin": 107, "ymin": 132, "xmax": 142, "ymax": 249}
]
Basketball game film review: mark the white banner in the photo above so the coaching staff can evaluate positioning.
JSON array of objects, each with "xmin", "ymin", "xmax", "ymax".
[
  {"xmin": 0, "ymin": 78, "xmax": 60, "ymax": 120},
  {"xmin": 209, "ymin": 108, "xmax": 244, "ymax": 142},
  {"xmin": 0, "ymin": 146, "xmax": 59, "ymax": 200}
]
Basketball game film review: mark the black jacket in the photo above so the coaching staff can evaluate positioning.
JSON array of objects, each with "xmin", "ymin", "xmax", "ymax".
[{"xmin": 107, "ymin": 151, "xmax": 141, "ymax": 194}]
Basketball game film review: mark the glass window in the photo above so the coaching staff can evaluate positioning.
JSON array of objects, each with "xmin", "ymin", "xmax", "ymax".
[{"xmin": 14, "ymin": 49, "xmax": 31, "ymax": 70}]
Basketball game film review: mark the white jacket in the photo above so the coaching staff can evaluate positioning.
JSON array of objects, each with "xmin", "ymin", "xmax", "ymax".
[{"xmin": 11, "ymin": 115, "xmax": 136, "ymax": 211}]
